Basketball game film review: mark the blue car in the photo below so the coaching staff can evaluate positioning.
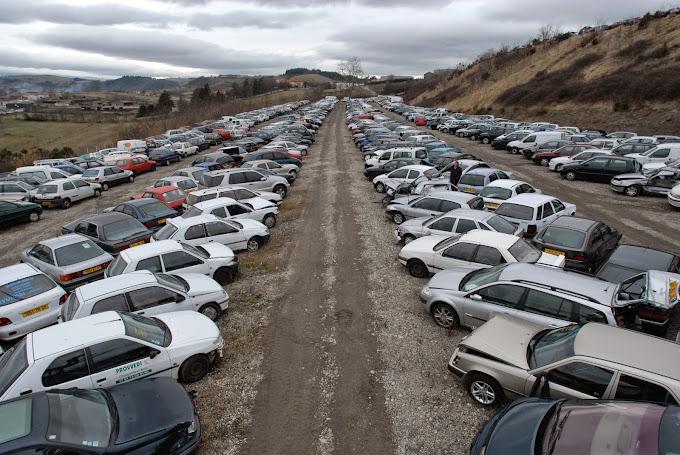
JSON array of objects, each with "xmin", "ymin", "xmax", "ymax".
[
  {"xmin": 148, "ymin": 147, "xmax": 181, "ymax": 166},
  {"xmin": 244, "ymin": 150, "xmax": 302, "ymax": 167},
  {"xmin": 54, "ymin": 164, "xmax": 84, "ymax": 175},
  {"xmin": 104, "ymin": 198, "xmax": 179, "ymax": 231}
]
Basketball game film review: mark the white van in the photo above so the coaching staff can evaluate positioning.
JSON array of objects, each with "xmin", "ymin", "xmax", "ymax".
[
  {"xmin": 514, "ymin": 131, "xmax": 566, "ymax": 155},
  {"xmin": 627, "ymin": 143, "xmax": 680, "ymax": 165},
  {"xmin": 15, "ymin": 166, "xmax": 71, "ymax": 182},
  {"xmin": 117, "ymin": 139, "xmax": 148, "ymax": 154}
]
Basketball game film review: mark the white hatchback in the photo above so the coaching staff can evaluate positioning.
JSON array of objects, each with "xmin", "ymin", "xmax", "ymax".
[
  {"xmin": 33, "ymin": 179, "xmax": 102, "ymax": 209},
  {"xmin": 0, "ymin": 310, "xmax": 224, "ymax": 401},
  {"xmin": 0, "ymin": 264, "xmax": 67, "ymax": 341},
  {"xmin": 495, "ymin": 194, "xmax": 576, "ymax": 238},
  {"xmin": 183, "ymin": 196, "xmax": 278, "ymax": 228}
]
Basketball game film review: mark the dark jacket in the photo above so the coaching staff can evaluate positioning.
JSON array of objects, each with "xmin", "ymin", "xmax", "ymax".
[{"xmin": 449, "ymin": 165, "xmax": 463, "ymax": 185}]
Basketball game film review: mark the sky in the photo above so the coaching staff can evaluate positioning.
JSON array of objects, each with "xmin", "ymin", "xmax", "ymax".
[{"xmin": 0, "ymin": 0, "xmax": 674, "ymax": 80}]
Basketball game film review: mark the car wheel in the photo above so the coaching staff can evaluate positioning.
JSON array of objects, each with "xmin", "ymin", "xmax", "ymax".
[
  {"xmin": 540, "ymin": 158, "xmax": 549, "ymax": 166},
  {"xmin": 625, "ymin": 185, "xmax": 641, "ymax": 197},
  {"xmin": 263, "ymin": 214, "xmax": 276, "ymax": 228},
  {"xmin": 556, "ymin": 164, "xmax": 564, "ymax": 172},
  {"xmin": 165, "ymin": 159, "xmax": 170, "ymax": 166},
  {"xmin": 564, "ymin": 171, "xmax": 576, "ymax": 181},
  {"xmin": 290, "ymin": 170, "xmax": 298, "ymax": 178},
  {"xmin": 482, "ymin": 137, "xmax": 490, "ymax": 144},
  {"xmin": 470, "ymin": 135, "xmax": 477, "ymax": 141},
  {"xmin": 150, "ymin": 164, "xmax": 157, "ymax": 171},
  {"xmin": 213, "ymin": 267, "xmax": 234, "ymax": 285},
  {"xmin": 61, "ymin": 198, "xmax": 71, "ymax": 209},
  {"xmin": 466, "ymin": 373, "xmax": 504, "ymax": 407},
  {"xmin": 29, "ymin": 211, "xmax": 40, "ymax": 222},
  {"xmin": 392, "ymin": 212, "xmax": 405, "ymax": 224},
  {"xmin": 178, "ymin": 354, "xmax": 210, "ymax": 383},
  {"xmin": 128, "ymin": 175, "xmax": 135, "ymax": 183},
  {"xmin": 375, "ymin": 182, "xmax": 385, "ymax": 193},
  {"xmin": 302, "ymin": 149, "xmax": 308, "ymax": 156},
  {"xmin": 458, "ymin": 132, "xmax": 465, "ymax": 137},
  {"xmin": 94, "ymin": 189, "xmax": 102, "ymax": 197},
  {"xmin": 382, "ymin": 195, "xmax": 392, "ymax": 207},
  {"xmin": 198, "ymin": 303, "xmax": 221, "ymax": 321},
  {"xmin": 247, "ymin": 237, "xmax": 262, "ymax": 252},
  {"xmin": 274, "ymin": 185, "xmax": 287, "ymax": 199},
  {"xmin": 430, "ymin": 303, "xmax": 459, "ymax": 329},
  {"xmin": 407, "ymin": 259, "xmax": 428, "ymax": 278},
  {"xmin": 403, "ymin": 234, "xmax": 416, "ymax": 245},
  {"xmin": 102, "ymin": 182, "xmax": 110, "ymax": 191},
  {"xmin": 511, "ymin": 148, "xmax": 519, "ymax": 154}
]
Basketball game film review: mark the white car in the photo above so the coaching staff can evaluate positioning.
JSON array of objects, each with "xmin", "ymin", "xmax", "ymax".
[
  {"xmin": 152, "ymin": 213, "xmax": 270, "ymax": 251},
  {"xmin": 172, "ymin": 167, "xmax": 208, "ymax": 184},
  {"xmin": 105, "ymin": 239, "xmax": 238, "ymax": 285},
  {"xmin": 62, "ymin": 269, "xmax": 229, "ymax": 322},
  {"xmin": 373, "ymin": 165, "xmax": 437, "ymax": 193},
  {"xmin": 242, "ymin": 159, "xmax": 300, "ymax": 178},
  {"xmin": 268, "ymin": 141, "xmax": 309, "ymax": 156},
  {"xmin": 150, "ymin": 176, "xmax": 198, "ymax": 194},
  {"xmin": 183, "ymin": 197, "xmax": 278, "ymax": 228},
  {"xmin": 397, "ymin": 229, "xmax": 565, "ymax": 278},
  {"xmin": 185, "ymin": 186, "xmax": 282, "ymax": 207},
  {"xmin": 478, "ymin": 179, "xmax": 541, "ymax": 211},
  {"xmin": 669, "ymin": 182, "xmax": 680, "ymax": 208},
  {"xmin": 33, "ymin": 179, "xmax": 102, "ymax": 209},
  {"xmin": 494, "ymin": 194, "xmax": 577, "ymax": 238},
  {"xmin": 0, "ymin": 310, "xmax": 223, "ymax": 401},
  {"xmin": 0, "ymin": 264, "xmax": 67, "ymax": 341},
  {"xmin": 548, "ymin": 150, "xmax": 613, "ymax": 172},
  {"xmin": 174, "ymin": 142, "xmax": 199, "ymax": 158}
]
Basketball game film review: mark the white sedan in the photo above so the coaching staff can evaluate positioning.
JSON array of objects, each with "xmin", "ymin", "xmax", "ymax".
[
  {"xmin": 397, "ymin": 229, "xmax": 565, "ymax": 278},
  {"xmin": 478, "ymin": 179, "xmax": 541, "ymax": 211},
  {"xmin": 373, "ymin": 165, "xmax": 437, "ymax": 193},
  {"xmin": 183, "ymin": 196, "xmax": 278, "ymax": 228},
  {"xmin": 152, "ymin": 213, "xmax": 270, "ymax": 251}
]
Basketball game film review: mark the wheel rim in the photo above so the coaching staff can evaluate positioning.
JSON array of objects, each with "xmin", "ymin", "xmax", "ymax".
[
  {"xmin": 625, "ymin": 186, "xmax": 639, "ymax": 196},
  {"xmin": 264, "ymin": 215, "xmax": 276, "ymax": 228},
  {"xmin": 433, "ymin": 306, "xmax": 455, "ymax": 328},
  {"xmin": 129, "ymin": 176, "xmax": 134, "ymax": 183},
  {"xmin": 540, "ymin": 159, "xmax": 549, "ymax": 166},
  {"xmin": 94, "ymin": 190, "xmax": 101, "ymax": 197},
  {"xmin": 565, "ymin": 172, "xmax": 575, "ymax": 181},
  {"xmin": 102, "ymin": 183, "xmax": 109, "ymax": 191},
  {"xmin": 404, "ymin": 235, "xmax": 415, "ymax": 244},
  {"xmin": 29, "ymin": 212, "xmax": 39, "ymax": 222},
  {"xmin": 275, "ymin": 187, "xmax": 286, "ymax": 198},
  {"xmin": 471, "ymin": 381, "xmax": 496, "ymax": 405},
  {"xmin": 376, "ymin": 183, "xmax": 384, "ymax": 192},
  {"xmin": 200, "ymin": 305, "xmax": 219, "ymax": 321},
  {"xmin": 393, "ymin": 213, "xmax": 404, "ymax": 224},
  {"xmin": 188, "ymin": 359, "xmax": 208, "ymax": 379},
  {"xmin": 63, "ymin": 200, "xmax": 70, "ymax": 208},
  {"xmin": 247, "ymin": 239, "xmax": 260, "ymax": 251},
  {"xmin": 483, "ymin": 138, "xmax": 489, "ymax": 144}
]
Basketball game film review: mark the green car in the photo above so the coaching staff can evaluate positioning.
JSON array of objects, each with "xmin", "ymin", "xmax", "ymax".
[{"xmin": 0, "ymin": 200, "xmax": 42, "ymax": 228}]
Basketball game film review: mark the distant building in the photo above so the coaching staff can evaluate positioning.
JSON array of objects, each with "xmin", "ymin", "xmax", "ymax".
[{"xmin": 289, "ymin": 77, "xmax": 305, "ymax": 88}]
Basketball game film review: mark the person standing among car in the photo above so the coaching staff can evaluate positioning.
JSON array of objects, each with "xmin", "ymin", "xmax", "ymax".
[{"xmin": 449, "ymin": 160, "xmax": 462, "ymax": 186}]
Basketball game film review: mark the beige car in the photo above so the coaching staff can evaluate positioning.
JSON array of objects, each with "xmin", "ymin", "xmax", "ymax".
[{"xmin": 448, "ymin": 313, "xmax": 680, "ymax": 407}]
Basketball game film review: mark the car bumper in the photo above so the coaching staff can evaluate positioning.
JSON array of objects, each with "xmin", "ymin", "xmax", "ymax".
[
  {"xmin": 59, "ymin": 269, "xmax": 106, "ymax": 291},
  {"xmin": 668, "ymin": 194, "xmax": 680, "ymax": 207},
  {"xmin": 610, "ymin": 184, "xmax": 626, "ymax": 193},
  {"xmin": 447, "ymin": 363, "xmax": 465, "ymax": 378},
  {"xmin": 0, "ymin": 307, "xmax": 61, "ymax": 341},
  {"xmin": 393, "ymin": 230, "xmax": 402, "ymax": 244},
  {"xmin": 35, "ymin": 198, "xmax": 66, "ymax": 208}
]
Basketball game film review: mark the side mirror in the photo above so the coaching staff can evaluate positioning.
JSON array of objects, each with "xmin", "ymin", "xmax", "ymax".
[
  {"xmin": 261, "ymin": 177, "xmax": 267, "ymax": 181},
  {"xmin": 149, "ymin": 349, "xmax": 160, "ymax": 359},
  {"xmin": 470, "ymin": 294, "xmax": 483, "ymax": 301}
]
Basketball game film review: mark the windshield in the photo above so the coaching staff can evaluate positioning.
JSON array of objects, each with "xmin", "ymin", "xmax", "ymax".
[
  {"xmin": 495, "ymin": 203, "xmax": 534, "ymax": 220},
  {"xmin": 459, "ymin": 174, "xmax": 485, "ymax": 186},
  {"xmin": 47, "ymin": 389, "xmax": 113, "ymax": 447},
  {"xmin": 101, "ymin": 219, "xmax": 146, "ymax": 241},
  {"xmin": 153, "ymin": 224, "xmax": 177, "ymax": 241},
  {"xmin": 528, "ymin": 324, "xmax": 581, "ymax": 369},
  {"xmin": 460, "ymin": 264, "xmax": 509, "ymax": 292},
  {"xmin": 480, "ymin": 187, "xmax": 512, "ymax": 200},
  {"xmin": 433, "ymin": 234, "xmax": 464, "ymax": 251},
  {"xmin": 182, "ymin": 206, "xmax": 203, "ymax": 218},
  {"xmin": 0, "ymin": 338, "xmax": 28, "ymax": 398},
  {"xmin": 0, "ymin": 274, "xmax": 56, "ymax": 306},
  {"xmin": 509, "ymin": 239, "xmax": 541, "ymax": 263},
  {"xmin": 156, "ymin": 273, "xmax": 189, "ymax": 292},
  {"xmin": 54, "ymin": 240, "xmax": 105, "ymax": 266},
  {"xmin": 37, "ymin": 185, "xmax": 58, "ymax": 194},
  {"xmin": 120, "ymin": 312, "xmax": 171, "ymax": 347},
  {"xmin": 486, "ymin": 215, "xmax": 517, "ymax": 234},
  {"xmin": 82, "ymin": 169, "xmax": 99, "ymax": 177},
  {"xmin": 199, "ymin": 174, "xmax": 223, "ymax": 188},
  {"xmin": 0, "ymin": 397, "xmax": 32, "ymax": 444},
  {"xmin": 162, "ymin": 189, "xmax": 185, "ymax": 203}
]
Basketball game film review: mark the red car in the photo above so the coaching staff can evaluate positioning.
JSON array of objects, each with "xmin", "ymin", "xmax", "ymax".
[
  {"xmin": 112, "ymin": 157, "xmax": 157, "ymax": 176},
  {"xmin": 531, "ymin": 144, "xmax": 592, "ymax": 166},
  {"xmin": 415, "ymin": 115, "xmax": 427, "ymax": 126},
  {"xmin": 131, "ymin": 186, "xmax": 187, "ymax": 212}
]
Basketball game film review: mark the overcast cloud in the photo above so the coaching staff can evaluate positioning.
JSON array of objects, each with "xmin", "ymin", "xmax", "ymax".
[{"xmin": 0, "ymin": 0, "xmax": 671, "ymax": 79}]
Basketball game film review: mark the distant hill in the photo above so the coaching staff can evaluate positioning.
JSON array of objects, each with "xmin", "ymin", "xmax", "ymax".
[
  {"xmin": 82, "ymin": 76, "xmax": 179, "ymax": 92},
  {"xmin": 284, "ymin": 68, "xmax": 344, "ymax": 81},
  {"xmin": 0, "ymin": 75, "xmax": 92, "ymax": 94}
]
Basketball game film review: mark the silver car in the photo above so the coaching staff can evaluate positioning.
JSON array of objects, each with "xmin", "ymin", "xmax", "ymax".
[
  {"xmin": 198, "ymin": 169, "xmax": 289, "ymax": 198},
  {"xmin": 20, "ymin": 234, "xmax": 114, "ymax": 291},
  {"xmin": 81, "ymin": 165, "xmax": 134, "ymax": 191},
  {"xmin": 385, "ymin": 191, "xmax": 485, "ymax": 225},
  {"xmin": 0, "ymin": 180, "xmax": 38, "ymax": 202}
]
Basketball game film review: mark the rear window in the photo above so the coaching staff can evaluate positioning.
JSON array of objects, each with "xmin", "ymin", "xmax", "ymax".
[
  {"xmin": 153, "ymin": 224, "xmax": 178, "ymax": 241},
  {"xmin": 508, "ymin": 239, "xmax": 541, "ymax": 263},
  {"xmin": 54, "ymin": 241, "xmax": 104, "ymax": 266},
  {"xmin": 479, "ymin": 187, "xmax": 512, "ymax": 200},
  {"xmin": 137, "ymin": 201, "xmax": 174, "ymax": 218},
  {"xmin": 459, "ymin": 174, "xmax": 485, "ymax": 186},
  {"xmin": 82, "ymin": 169, "xmax": 99, "ymax": 177},
  {"xmin": 163, "ymin": 189, "xmax": 186, "ymax": 203},
  {"xmin": 537, "ymin": 227, "xmax": 586, "ymax": 249},
  {"xmin": 496, "ymin": 203, "xmax": 534, "ymax": 220},
  {"xmin": 37, "ymin": 185, "xmax": 58, "ymax": 194},
  {"xmin": 106, "ymin": 255, "xmax": 128, "ymax": 277},
  {"xmin": 486, "ymin": 215, "xmax": 517, "ymax": 234},
  {"xmin": 199, "ymin": 174, "xmax": 224, "ymax": 188},
  {"xmin": 101, "ymin": 219, "xmax": 146, "ymax": 241},
  {"xmin": 0, "ymin": 397, "xmax": 32, "ymax": 444},
  {"xmin": 0, "ymin": 274, "xmax": 56, "ymax": 306}
]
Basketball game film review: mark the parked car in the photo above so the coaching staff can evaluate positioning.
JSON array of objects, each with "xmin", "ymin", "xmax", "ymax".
[
  {"xmin": 81, "ymin": 166, "xmax": 134, "ymax": 191},
  {"xmin": 0, "ymin": 200, "xmax": 42, "ymax": 227},
  {"xmin": 0, "ymin": 310, "xmax": 223, "ymax": 401},
  {"xmin": 174, "ymin": 141, "xmax": 199, "ymax": 158},
  {"xmin": 596, "ymin": 244, "xmax": 680, "ymax": 283},
  {"xmin": 0, "ymin": 180, "xmax": 38, "ymax": 202},
  {"xmin": 627, "ymin": 143, "xmax": 680, "ymax": 166},
  {"xmin": 62, "ymin": 270, "xmax": 229, "ymax": 322},
  {"xmin": 241, "ymin": 159, "xmax": 300, "ymax": 179},
  {"xmin": 131, "ymin": 186, "xmax": 188, "ymax": 212},
  {"xmin": 61, "ymin": 212, "xmax": 152, "ymax": 254},
  {"xmin": 560, "ymin": 156, "xmax": 640, "ymax": 182},
  {"xmin": 373, "ymin": 165, "xmax": 438, "ymax": 193},
  {"xmin": 494, "ymin": 194, "xmax": 577, "ymax": 238},
  {"xmin": 184, "ymin": 196, "xmax": 278, "ymax": 228},
  {"xmin": 0, "ymin": 263, "xmax": 67, "ymax": 341},
  {"xmin": 111, "ymin": 156, "xmax": 157, "ymax": 176},
  {"xmin": 548, "ymin": 149, "xmax": 613, "ymax": 172},
  {"xmin": 521, "ymin": 139, "xmax": 574, "ymax": 160},
  {"xmin": 398, "ymin": 230, "xmax": 564, "ymax": 278},
  {"xmin": 151, "ymin": 176, "xmax": 198, "ymax": 194},
  {"xmin": 20, "ymin": 234, "xmax": 113, "ymax": 291},
  {"xmin": 386, "ymin": 191, "xmax": 485, "ymax": 224},
  {"xmin": 106, "ymin": 239, "xmax": 238, "ymax": 285},
  {"xmin": 363, "ymin": 158, "xmax": 427, "ymax": 181},
  {"xmin": 491, "ymin": 131, "xmax": 531, "ymax": 150},
  {"xmin": 198, "ymin": 168, "xmax": 290, "ymax": 199},
  {"xmin": 242, "ymin": 149, "xmax": 302, "ymax": 167},
  {"xmin": 610, "ymin": 142, "xmax": 655, "ymax": 157},
  {"xmin": 105, "ymin": 198, "xmax": 179, "ymax": 231},
  {"xmin": 148, "ymin": 147, "xmax": 182, "ymax": 166},
  {"xmin": 456, "ymin": 168, "xmax": 514, "ymax": 195},
  {"xmin": 448, "ymin": 314, "xmax": 680, "ymax": 407},
  {"xmin": 478, "ymin": 179, "xmax": 541, "ymax": 211},
  {"xmin": 670, "ymin": 182, "xmax": 680, "ymax": 207},
  {"xmin": 611, "ymin": 166, "xmax": 680, "ymax": 197},
  {"xmin": 192, "ymin": 153, "xmax": 240, "ymax": 169},
  {"xmin": 531, "ymin": 216, "xmax": 621, "ymax": 273},
  {"xmin": 173, "ymin": 166, "xmax": 208, "ymax": 184},
  {"xmin": 153, "ymin": 214, "xmax": 270, "ymax": 252},
  {"xmin": 531, "ymin": 144, "xmax": 591, "ymax": 166},
  {"xmin": 33, "ymin": 178, "xmax": 102, "ymax": 209}
]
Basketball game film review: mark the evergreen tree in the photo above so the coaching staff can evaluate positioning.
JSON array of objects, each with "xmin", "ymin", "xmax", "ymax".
[{"xmin": 156, "ymin": 90, "xmax": 174, "ymax": 113}]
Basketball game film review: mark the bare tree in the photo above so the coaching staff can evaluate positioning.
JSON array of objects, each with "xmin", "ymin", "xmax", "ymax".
[
  {"xmin": 337, "ymin": 56, "xmax": 364, "ymax": 80},
  {"xmin": 538, "ymin": 24, "xmax": 556, "ymax": 42}
]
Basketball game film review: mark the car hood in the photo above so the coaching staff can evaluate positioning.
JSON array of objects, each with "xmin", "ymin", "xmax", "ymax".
[
  {"xmin": 484, "ymin": 399, "xmax": 556, "ymax": 454},
  {"xmin": 200, "ymin": 242, "xmax": 235, "ymax": 260},
  {"xmin": 401, "ymin": 234, "xmax": 450, "ymax": 255},
  {"xmin": 157, "ymin": 310, "xmax": 220, "ymax": 344},
  {"xmin": 247, "ymin": 198, "xmax": 276, "ymax": 210},
  {"xmin": 613, "ymin": 271, "xmax": 680, "ymax": 310},
  {"xmin": 399, "ymin": 216, "xmax": 431, "ymax": 230},
  {"xmin": 174, "ymin": 272, "xmax": 226, "ymax": 297},
  {"xmin": 111, "ymin": 377, "xmax": 195, "ymax": 445},
  {"xmin": 427, "ymin": 266, "xmax": 482, "ymax": 290},
  {"xmin": 234, "ymin": 218, "xmax": 268, "ymax": 231}
]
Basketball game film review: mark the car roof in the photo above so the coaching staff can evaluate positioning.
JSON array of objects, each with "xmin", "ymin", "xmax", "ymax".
[
  {"xmin": 83, "ymin": 212, "xmax": 133, "ymax": 224},
  {"xmin": 458, "ymin": 229, "xmax": 521, "ymax": 249},
  {"xmin": 157, "ymin": 176, "xmax": 191, "ymax": 183},
  {"xmin": 168, "ymin": 213, "xmax": 220, "ymax": 227},
  {"xmin": 606, "ymin": 245, "xmax": 679, "ymax": 268},
  {"xmin": 574, "ymin": 323, "xmax": 680, "ymax": 379},
  {"xmin": 399, "ymin": 164, "xmax": 433, "ymax": 171},
  {"xmin": 484, "ymin": 179, "xmax": 527, "ymax": 189},
  {"xmin": 464, "ymin": 168, "xmax": 504, "ymax": 176},
  {"xmin": 35, "ymin": 233, "xmax": 93, "ymax": 249},
  {"xmin": 193, "ymin": 197, "xmax": 239, "ymax": 210},
  {"xmin": 425, "ymin": 191, "xmax": 479, "ymax": 202},
  {"xmin": 31, "ymin": 311, "xmax": 126, "ymax": 360},
  {"xmin": 145, "ymin": 186, "xmax": 181, "ymax": 193},
  {"xmin": 76, "ymin": 270, "xmax": 157, "ymax": 302},
  {"xmin": 501, "ymin": 193, "xmax": 560, "ymax": 206},
  {"xmin": 441, "ymin": 208, "xmax": 496, "ymax": 220},
  {"xmin": 0, "ymin": 263, "xmax": 42, "ymax": 286},
  {"xmin": 119, "ymin": 240, "xmax": 182, "ymax": 261},
  {"xmin": 544, "ymin": 216, "xmax": 598, "ymax": 231}
]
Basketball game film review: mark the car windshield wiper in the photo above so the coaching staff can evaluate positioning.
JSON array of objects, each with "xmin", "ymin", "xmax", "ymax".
[{"xmin": 544, "ymin": 406, "xmax": 570, "ymax": 455}]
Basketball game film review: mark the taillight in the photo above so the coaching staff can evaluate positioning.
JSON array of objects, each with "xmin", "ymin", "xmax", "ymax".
[
  {"xmin": 0, "ymin": 318, "xmax": 12, "ymax": 326},
  {"xmin": 59, "ymin": 293, "xmax": 69, "ymax": 304},
  {"xmin": 527, "ymin": 225, "xmax": 536, "ymax": 235},
  {"xmin": 53, "ymin": 196, "xmax": 61, "ymax": 200},
  {"xmin": 573, "ymin": 255, "xmax": 587, "ymax": 261},
  {"xmin": 59, "ymin": 271, "xmax": 82, "ymax": 281},
  {"xmin": 144, "ymin": 220, "xmax": 158, "ymax": 228},
  {"xmin": 94, "ymin": 178, "xmax": 100, "ymax": 182},
  {"xmin": 101, "ymin": 261, "xmax": 111, "ymax": 269},
  {"xmin": 638, "ymin": 309, "xmax": 669, "ymax": 321},
  {"xmin": 113, "ymin": 245, "xmax": 129, "ymax": 253}
]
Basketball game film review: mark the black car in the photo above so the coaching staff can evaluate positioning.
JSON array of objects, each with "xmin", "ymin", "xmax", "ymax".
[
  {"xmin": 0, "ymin": 200, "xmax": 42, "ymax": 227},
  {"xmin": 471, "ymin": 398, "xmax": 680, "ymax": 455},
  {"xmin": 477, "ymin": 127, "xmax": 514, "ymax": 145},
  {"xmin": 0, "ymin": 377, "xmax": 200, "ymax": 454},
  {"xmin": 62, "ymin": 212, "xmax": 152, "ymax": 254},
  {"xmin": 596, "ymin": 244, "xmax": 680, "ymax": 283},
  {"xmin": 105, "ymin": 199, "xmax": 180, "ymax": 231},
  {"xmin": 364, "ymin": 158, "xmax": 427, "ymax": 180},
  {"xmin": 491, "ymin": 131, "xmax": 530, "ymax": 150},
  {"xmin": 531, "ymin": 216, "xmax": 621, "ymax": 273},
  {"xmin": 560, "ymin": 156, "xmax": 639, "ymax": 182}
]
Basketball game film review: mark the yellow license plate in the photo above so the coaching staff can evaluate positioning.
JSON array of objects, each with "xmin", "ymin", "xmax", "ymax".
[
  {"xmin": 22, "ymin": 304, "xmax": 49, "ymax": 318},
  {"xmin": 464, "ymin": 188, "xmax": 476, "ymax": 192},
  {"xmin": 84, "ymin": 179, "xmax": 91, "ymax": 183},
  {"xmin": 83, "ymin": 265, "xmax": 102, "ymax": 275},
  {"xmin": 545, "ymin": 248, "xmax": 565, "ymax": 256},
  {"xmin": 128, "ymin": 241, "xmax": 145, "ymax": 248},
  {"xmin": 41, "ymin": 201, "xmax": 50, "ymax": 205},
  {"xmin": 158, "ymin": 218, "xmax": 167, "ymax": 224},
  {"xmin": 486, "ymin": 202, "xmax": 499, "ymax": 208}
]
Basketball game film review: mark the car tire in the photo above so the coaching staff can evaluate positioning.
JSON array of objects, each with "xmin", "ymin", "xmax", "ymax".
[
  {"xmin": 102, "ymin": 182, "xmax": 110, "ymax": 191},
  {"xmin": 61, "ymin": 198, "xmax": 71, "ymax": 209},
  {"xmin": 290, "ymin": 170, "xmax": 298, "ymax": 178},
  {"xmin": 375, "ymin": 182, "xmax": 385, "ymax": 193},
  {"xmin": 470, "ymin": 135, "xmax": 477, "ymax": 141},
  {"xmin": 458, "ymin": 132, "xmax": 465, "ymax": 138},
  {"xmin": 564, "ymin": 171, "xmax": 576, "ymax": 181},
  {"xmin": 407, "ymin": 259, "xmax": 428, "ymax": 278},
  {"xmin": 273, "ymin": 185, "xmax": 287, "ymax": 199},
  {"xmin": 214, "ymin": 267, "xmax": 234, "ymax": 285},
  {"xmin": 150, "ymin": 164, "xmax": 157, "ymax": 171},
  {"xmin": 128, "ymin": 175, "xmax": 135, "ymax": 183},
  {"xmin": 403, "ymin": 234, "xmax": 416, "ymax": 245},
  {"xmin": 382, "ymin": 195, "xmax": 392, "ymax": 207},
  {"xmin": 263, "ymin": 214, "xmax": 276, "ymax": 228},
  {"xmin": 179, "ymin": 354, "xmax": 210, "ymax": 383},
  {"xmin": 247, "ymin": 237, "xmax": 262, "ymax": 252},
  {"xmin": 625, "ymin": 185, "xmax": 641, "ymax": 197},
  {"xmin": 466, "ymin": 373, "xmax": 504, "ymax": 407},
  {"xmin": 392, "ymin": 212, "xmax": 405, "ymax": 224},
  {"xmin": 29, "ymin": 211, "xmax": 40, "ymax": 222},
  {"xmin": 94, "ymin": 189, "xmax": 102, "ymax": 197},
  {"xmin": 511, "ymin": 148, "xmax": 519, "ymax": 154},
  {"xmin": 430, "ymin": 303, "xmax": 459, "ymax": 329},
  {"xmin": 555, "ymin": 164, "xmax": 564, "ymax": 172},
  {"xmin": 540, "ymin": 158, "xmax": 549, "ymax": 166},
  {"xmin": 165, "ymin": 159, "xmax": 170, "ymax": 166},
  {"xmin": 198, "ymin": 303, "xmax": 221, "ymax": 321}
]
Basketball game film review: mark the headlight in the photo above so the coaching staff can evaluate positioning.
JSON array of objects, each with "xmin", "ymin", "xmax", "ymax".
[
  {"xmin": 187, "ymin": 415, "xmax": 199, "ymax": 435},
  {"xmin": 213, "ymin": 334, "xmax": 224, "ymax": 346},
  {"xmin": 421, "ymin": 286, "xmax": 432, "ymax": 297}
]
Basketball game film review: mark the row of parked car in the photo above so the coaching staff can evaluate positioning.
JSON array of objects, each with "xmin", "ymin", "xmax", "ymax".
[
  {"xmin": 348, "ymin": 97, "xmax": 680, "ymax": 454},
  {"xmin": 0, "ymin": 96, "xmax": 338, "ymax": 453}
]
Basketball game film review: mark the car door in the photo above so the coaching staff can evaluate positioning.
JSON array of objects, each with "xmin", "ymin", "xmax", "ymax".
[
  {"xmin": 387, "ymin": 168, "xmax": 410, "ymax": 186},
  {"xmin": 205, "ymin": 220, "xmax": 246, "ymax": 250},
  {"xmin": 87, "ymin": 338, "xmax": 172, "ymax": 389},
  {"xmin": 426, "ymin": 216, "xmax": 457, "ymax": 236},
  {"xmin": 432, "ymin": 241, "xmax": 478, "ymax": 272},
  {"xmin": 578, "ymin": 158, "xmax": 608, "ymax": 180},
  {"xmin": 59, "ymin": 180, "xmax": 76, "ymax": 201},
  {"xmin": 612, "ymin": 373, "xmax": 679, "ymax": 404},
  {"xmin": 243, "ymin": 171, "xmax": 268, "ymax": 191},
  {"xmin": 605, "ymin": 158, "xmax": 633, "ymax": 180},
  {"xmin": 127, "ymin": 285, "xmax": 189, "ymax": 317},
  {"xmin": 161, "ymin": 250, "xmax": 208, "ymax": 275},
  {"xmin": 515, "ymin": 289, "xmax": 576, "ymax": 328},
  {"xmin": 529, "ymin": 361, "xmax": 616, "ymax": 400},
  {"xmin": 36, "ymin": 348, "xmax": 94, "ymax": 394},
  {"xmin": 460, "ymin": 283, "xmax": 524, "ymax": 328},
  {"xmin": 407, "ymin": 197, "xmax": 442, "ymax": 219},
  {"xmin": 73, "ymin": 180, "xmax": 93, "ymax": 200},
  {"xmin": 539, "ymin": 201, "xmax": 558, "ymax": 230}
]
